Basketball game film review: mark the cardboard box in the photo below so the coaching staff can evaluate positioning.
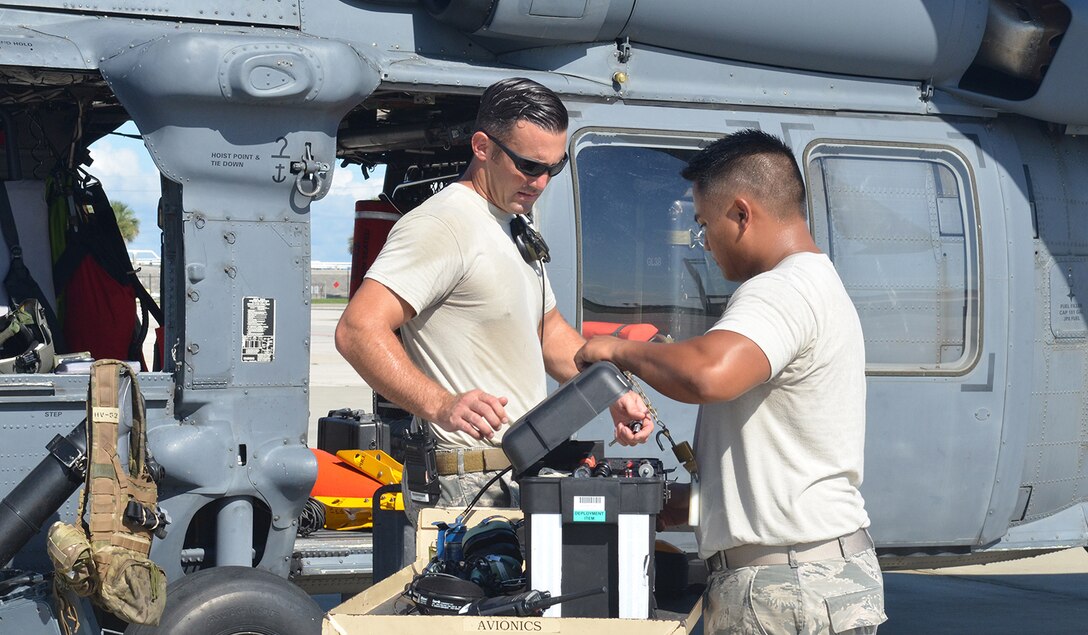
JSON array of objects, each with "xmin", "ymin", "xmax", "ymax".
[{"xmin": 323, "ymin": 507, "xmax": 701, "ymax": 635}]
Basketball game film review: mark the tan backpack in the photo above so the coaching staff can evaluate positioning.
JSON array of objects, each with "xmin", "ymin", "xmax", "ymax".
[{"xmin": 47, "ymin": 359, "xmax": 167, "ymax": 631}]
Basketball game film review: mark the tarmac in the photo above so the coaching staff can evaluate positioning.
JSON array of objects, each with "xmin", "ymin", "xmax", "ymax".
[
  {"xmin": 307, "ymin": 301, "xmax": 373, "ymax": 441},
  {"xmin": 306, "ymin": 304, "xmax": 1088, "ymax": 634}
]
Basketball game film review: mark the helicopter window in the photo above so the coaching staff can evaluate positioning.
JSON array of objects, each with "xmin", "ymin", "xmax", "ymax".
[
  {"xmin": 573, "ymin": 132, "xmax": 740, "ymax": 343},
  {"xmin": 806, "ymin": 144, "xmax": 980, "ymax": 374}
]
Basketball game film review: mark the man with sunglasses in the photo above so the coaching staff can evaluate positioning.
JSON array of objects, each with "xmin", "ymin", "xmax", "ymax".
[{"xmin": 336, "ymin": 78, "xmax": 652, "ymax": 510}]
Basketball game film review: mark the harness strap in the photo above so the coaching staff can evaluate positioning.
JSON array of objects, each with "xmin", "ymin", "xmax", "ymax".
[
  {"xmin": 85, "ymin": 360, "xmax": 157, "ymax": 556},
  {"xmin": 0, "ymin": 180, "xmax": 66, "ymax": 351}
]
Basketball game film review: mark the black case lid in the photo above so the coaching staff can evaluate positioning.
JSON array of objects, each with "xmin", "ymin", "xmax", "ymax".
[{"xmin": 501, "ymin": 362, "xmax": 631, "ymax": 475}]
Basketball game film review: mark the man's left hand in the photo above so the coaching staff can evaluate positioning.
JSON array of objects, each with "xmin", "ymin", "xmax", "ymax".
[{"xmin": 610, "ymin": 391, "xmax": 653, "ymax": 446}]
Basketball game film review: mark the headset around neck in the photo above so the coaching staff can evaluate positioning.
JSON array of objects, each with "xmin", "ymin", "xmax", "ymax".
[{"xmin": 510, "ymin": 214, "xmax": 550, "ymax": 264}]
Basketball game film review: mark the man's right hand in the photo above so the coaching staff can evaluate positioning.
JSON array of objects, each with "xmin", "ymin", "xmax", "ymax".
[{"xmin": 436, "ymin": 389, "xmax": 510, "ymax": 440}]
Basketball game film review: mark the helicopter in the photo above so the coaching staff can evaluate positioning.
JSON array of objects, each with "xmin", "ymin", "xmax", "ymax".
[{"xmin": 1, "ymin": 0, "xmax": 1087, "ymax": 632}]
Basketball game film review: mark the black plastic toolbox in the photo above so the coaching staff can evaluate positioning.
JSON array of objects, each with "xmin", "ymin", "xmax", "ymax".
[{"xmin": 317, "ymin": 408, "xmax": 389, "ymax": 455}]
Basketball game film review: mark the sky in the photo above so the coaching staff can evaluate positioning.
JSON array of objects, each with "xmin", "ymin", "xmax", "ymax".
[{"xmin": 88, "ymin": 122, "xmax": 386, "ymax": 264}]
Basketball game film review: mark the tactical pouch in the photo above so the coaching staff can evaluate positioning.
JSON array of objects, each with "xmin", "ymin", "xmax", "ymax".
[
  {"xmin": 94, "ymin": 544, "xmax": 167, "ymax": 625},
  {"xmin": 46, "ymin": 521, "xmax": 97, "ymax": 597}
]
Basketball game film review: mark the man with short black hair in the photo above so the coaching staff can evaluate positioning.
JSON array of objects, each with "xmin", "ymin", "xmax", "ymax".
[
  {"xmin": 576, "ymin": 129, "xmax": 886, "ymax": 634},
  {"xmin": 336, "ymin": 77, "xmax": 651, "ymax": 509}
]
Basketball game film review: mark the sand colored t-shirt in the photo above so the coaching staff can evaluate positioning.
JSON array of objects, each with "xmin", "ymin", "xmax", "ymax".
[{"xmin": 365, "ymin": 183, "xmax": 555, "ymax": 449}]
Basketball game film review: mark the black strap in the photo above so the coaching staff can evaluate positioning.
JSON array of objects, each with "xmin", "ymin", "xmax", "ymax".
[
  {"xmin": 82, "ymin": 179, "xmax": 164, "ymax": 325},
  {"xmin": 0, "ymin": 180, "xmax": 67, "ymax": 352},
  {"xmin": 131, "ymin": 275, "xmax": 163, "ymax": 325},
  {"xmin": 0, "ymin": 180, "xmax": 21, "ymax": 253},
  {"xmin": 51, "ymin": 236, "xmax": 87, "ymax": 294}
]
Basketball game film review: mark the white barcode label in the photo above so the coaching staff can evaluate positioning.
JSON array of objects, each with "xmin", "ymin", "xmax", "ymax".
[{"xmin": 572, "ymin": 495, "xmax": 606, "ymax": 522}]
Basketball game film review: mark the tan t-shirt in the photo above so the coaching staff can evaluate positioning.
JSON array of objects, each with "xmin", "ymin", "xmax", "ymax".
[
  {"xmin": 695, "ymin": 252, "xmax": 871, "ymax": 555},
  {"xmin": 364, "ymin": 183, "xmax": 556, "ymax": 449}
]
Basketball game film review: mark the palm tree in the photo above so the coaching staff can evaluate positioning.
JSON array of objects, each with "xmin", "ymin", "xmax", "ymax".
[{"xmin": 111, "ymin": 200, "xmax": 140, "ymax": 243}]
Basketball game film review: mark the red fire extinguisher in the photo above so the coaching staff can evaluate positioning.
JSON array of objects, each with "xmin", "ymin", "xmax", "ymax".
[{"xmin": 349, "ymin": 200, "xmax": 401, "ymax": 298}]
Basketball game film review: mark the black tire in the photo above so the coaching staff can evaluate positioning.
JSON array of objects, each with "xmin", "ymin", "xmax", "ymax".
[{"xmin": 125, "ymin": 566, "xmax": 323, "ymax": 635}]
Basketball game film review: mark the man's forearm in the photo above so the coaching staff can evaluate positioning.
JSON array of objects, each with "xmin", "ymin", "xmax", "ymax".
[
  {"xmin": 602, "ymin": 331, "xmax": 769, "ymax": 404},
  {"xmin": 338, "ymin": 327, "xmax": 452, "ymax": 423},
  {"xmin": 610, "ymin": 340, "xmax": 710, "ymax": 403}
]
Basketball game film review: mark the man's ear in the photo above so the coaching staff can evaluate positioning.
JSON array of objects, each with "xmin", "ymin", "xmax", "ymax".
[
  {"xmin": 470, "ymin": 130, "xmax": 491, "ymax": 162},
  {"xmin": 734, "ymin": 197, "xmax": 753, "ymax": 229}
]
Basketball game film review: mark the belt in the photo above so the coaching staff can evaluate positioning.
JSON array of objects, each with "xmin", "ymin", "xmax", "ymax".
[
  {"xmin": 706, "ymin": 528, "xmax": 873, "ymax": 571},
  {"xmin": 435, "ymin": 448, "xmax": 511, "ymax": 476}
]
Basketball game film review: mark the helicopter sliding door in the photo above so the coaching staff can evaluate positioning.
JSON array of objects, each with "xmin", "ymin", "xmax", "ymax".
[{"xmin": 546, "ymin": 101, "xmax": 1027, "ymax": 549}]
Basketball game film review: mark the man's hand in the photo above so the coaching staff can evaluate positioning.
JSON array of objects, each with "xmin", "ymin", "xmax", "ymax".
[
  {"xmin": 609, "ymin": 390, "xmax": 653, "ymax": 446},
  {"xmin": 435, "ymin": 389, "xmax": 510, "ymax": 440},
  {"xmin": 574, "ymin": 335, "xmax": 621, "ymax": 371}
]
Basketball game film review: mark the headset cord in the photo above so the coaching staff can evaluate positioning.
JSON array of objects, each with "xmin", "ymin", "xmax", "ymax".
[
  {"xmin": 537, "ymin": 262, "xmax": 545, "ymax": 347},
  {"xmin": 458, "ymin": 465, "xmax": 513, "ymax": 524}
]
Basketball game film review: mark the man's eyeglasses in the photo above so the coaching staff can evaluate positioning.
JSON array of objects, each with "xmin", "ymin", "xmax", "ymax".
[{"xmin": 482, "ymin": 132, "xmax": 568, "ymax": 178}]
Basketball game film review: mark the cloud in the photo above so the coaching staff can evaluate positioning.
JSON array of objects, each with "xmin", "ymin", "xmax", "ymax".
[
  {"xmin": 310, "ymin": 164, "xmax": 386, "ymax": 262},
  {"xmin": 324, "ymin": 165, "xmax": 386, "ymax": 208},
  {"xmin": 88, "ymin": 134, "xmax": 161, "ymax": 252}
]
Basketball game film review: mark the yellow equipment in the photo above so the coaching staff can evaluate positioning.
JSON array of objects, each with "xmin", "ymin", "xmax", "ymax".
[
  {"xmin": 317, "ymin": 450, "xmax": 404, "ymax": 530},
  {"xmin": 335, "ymin": 449, "xmax": 402, "ymax": 485}
]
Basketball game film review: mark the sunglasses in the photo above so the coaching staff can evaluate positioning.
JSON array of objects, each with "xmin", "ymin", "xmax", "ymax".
[{"xmin": 483, "ymin": 132, "xmax": 568, "ymax": 178}]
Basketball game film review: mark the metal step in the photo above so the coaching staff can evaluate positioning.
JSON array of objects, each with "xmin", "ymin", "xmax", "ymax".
[{"xmin": 291, "ymin": 529, "xmax": 374, "ymax": 596}]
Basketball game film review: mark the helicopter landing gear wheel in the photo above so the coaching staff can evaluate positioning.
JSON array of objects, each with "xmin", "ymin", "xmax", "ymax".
[{"xmin": 125, "ymin": 566, "xmax": 323, "ymax": 635}]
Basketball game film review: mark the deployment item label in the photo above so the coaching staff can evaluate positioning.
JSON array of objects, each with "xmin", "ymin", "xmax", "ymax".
[
  {"xmin": 572, "ymin": 495, "xmax": 606, "ymax": 522},
  {"xmin": 242, "ymin": 297, "xmax": 275, "ymax": 362}
]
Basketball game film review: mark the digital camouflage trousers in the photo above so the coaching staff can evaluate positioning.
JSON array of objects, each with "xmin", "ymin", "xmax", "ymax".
[
  {"xmin": 438, "ymin": 469, "xmax": 520, "ymax": 509},
  {"xmin": 704, "ymin": 547, "xmax": 886, "ymax": 635}
]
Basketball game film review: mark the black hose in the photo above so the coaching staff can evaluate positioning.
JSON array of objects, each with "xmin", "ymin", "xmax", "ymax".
[
  {"xmin": 297, "ymin": 498, "xmax": 325, "ymax": 537},
  {"xmin": 0, "ymin": 420, "xmax": 87, "ymax": 566},
  {"xmin": 457, "ymin": 465, "xmax": 512, "ymax": 523}
]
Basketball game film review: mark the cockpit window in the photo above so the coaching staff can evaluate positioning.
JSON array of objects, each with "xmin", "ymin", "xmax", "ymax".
[{"xmin": 573, "ymin": 132, "xmax": 739, "ymax": 343}]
